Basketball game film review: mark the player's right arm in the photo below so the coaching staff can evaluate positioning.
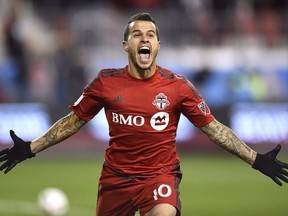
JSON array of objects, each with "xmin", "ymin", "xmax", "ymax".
[
  {"xmin": 0, "ymin": 111, "xmax": 87, "ymax": 173},
  {"xmin": 31, "ymin": 111, "xmax": 87, "ymax": 153}
]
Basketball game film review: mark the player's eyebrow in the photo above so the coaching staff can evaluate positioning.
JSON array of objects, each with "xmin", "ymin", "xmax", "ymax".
[{"xmin": 131, "ymin": 29, "xmax": 156, "ymax": 35}]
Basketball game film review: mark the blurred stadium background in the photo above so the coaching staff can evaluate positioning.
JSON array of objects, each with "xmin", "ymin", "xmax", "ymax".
[{"xmin": 0, "ymin": 0, "xmax": 287, "ymax": 215}]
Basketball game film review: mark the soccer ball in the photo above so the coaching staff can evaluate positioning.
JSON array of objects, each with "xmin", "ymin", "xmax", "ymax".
[{"xmin": 38, "ymin": 187, "xmax": 69, "ymax": 216}]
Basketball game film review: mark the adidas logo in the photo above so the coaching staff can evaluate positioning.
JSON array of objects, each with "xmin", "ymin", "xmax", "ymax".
[{"xmin": 113, "ymin": 95, "xmax": 123, "ymax": 102}]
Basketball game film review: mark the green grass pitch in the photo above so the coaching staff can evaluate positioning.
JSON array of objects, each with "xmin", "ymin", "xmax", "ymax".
[{"xmin": 0, "ymin": 153, "xmax": 287, "ymax": 216}]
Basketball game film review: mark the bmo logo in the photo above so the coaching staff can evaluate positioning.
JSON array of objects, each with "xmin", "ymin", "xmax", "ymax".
[
  {"xmin": 112, "ymin": 112, "xmax": 145, "ymax": 126},
  {"xmin": 111, "ymin": 111, "xmax": 169, "ymax": 131},
  {"xmin": 150, "ymin": 112, "xmax": 169, "ymax": 131}
]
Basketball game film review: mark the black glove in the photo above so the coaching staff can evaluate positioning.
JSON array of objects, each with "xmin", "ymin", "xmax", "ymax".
[
  {"xmin": 0, "ymin": 130, "xmax": 35, "ymax": 174},
  {"xmin": 252, "ymin": 145, "xmax": 288, "ymax": 186}
]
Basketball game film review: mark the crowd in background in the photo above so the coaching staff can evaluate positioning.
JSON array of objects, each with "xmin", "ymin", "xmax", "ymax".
[{"xmin": 0, "ymin": 0, "xmax": 287, "ymax": 121}]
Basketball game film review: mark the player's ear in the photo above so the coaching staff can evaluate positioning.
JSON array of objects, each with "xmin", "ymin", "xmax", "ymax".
[{"xmin": 123, "ymin": 41, "xmax": 129, "ymax": 52}]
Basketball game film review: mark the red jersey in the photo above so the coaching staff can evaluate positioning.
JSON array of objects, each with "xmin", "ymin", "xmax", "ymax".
[{"xmin": 69, "ymin": 65, "xmax": 214, "ymax": 177}]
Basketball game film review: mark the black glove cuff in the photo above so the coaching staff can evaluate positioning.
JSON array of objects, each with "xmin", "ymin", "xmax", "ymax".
[
  {"xmin": 25, "ymin": 141, "xmax": 36, "ymax": 158},
  {"xmin": 252, "ymin": 153, "xmax": 263, "ymax": 170}
]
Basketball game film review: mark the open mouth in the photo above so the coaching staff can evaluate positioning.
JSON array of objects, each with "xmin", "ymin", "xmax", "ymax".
[{"xmin": 138, "ymin": 46, "xmax": 150, "ymax": 62}]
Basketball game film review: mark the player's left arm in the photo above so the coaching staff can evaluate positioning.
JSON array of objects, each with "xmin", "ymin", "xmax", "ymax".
[
  {"xmin": 200, "ymin": 119, "xmax": 288, "ymax": 186},
  {"xmin": 200, "ymin": 119, "xmax": 256, "ymax": 164}
]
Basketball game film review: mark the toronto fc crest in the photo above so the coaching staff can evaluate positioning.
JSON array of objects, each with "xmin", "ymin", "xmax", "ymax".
[{"xmin": 152, "ymin": 93, "xmax": 170, "ymax": 110}]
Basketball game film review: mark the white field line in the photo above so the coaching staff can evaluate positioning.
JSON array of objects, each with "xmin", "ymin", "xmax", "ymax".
[{"xmin": 0, "ymin": 200, "xmax": 94, "ymax": 215}]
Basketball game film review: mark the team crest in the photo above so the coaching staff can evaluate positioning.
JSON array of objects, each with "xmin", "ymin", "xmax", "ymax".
[
  {"xmin": 152, "ymin": 93, "xmax": 170, "ymax": 110},
  {"xmin": 198, "ymin": 101, "xmax": 210, "ymax": 115}
]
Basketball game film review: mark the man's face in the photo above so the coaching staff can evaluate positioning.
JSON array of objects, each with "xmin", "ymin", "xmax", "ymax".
[{"xmin": 123, "ymin": 20, "xmax": 160, "ymax": 70}]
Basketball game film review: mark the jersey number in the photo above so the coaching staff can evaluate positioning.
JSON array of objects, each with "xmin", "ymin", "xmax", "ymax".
[{"xmin": 153, "ymin": 184, "xmax": 172, "ymax": 200}]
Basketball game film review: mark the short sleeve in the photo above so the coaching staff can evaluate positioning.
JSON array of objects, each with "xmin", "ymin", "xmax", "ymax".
[
  {"xmin": 69, "ymin": 76, "xmax": 105, "ymax": 121},
  {"xmin": 179, "ymin": 77, "xmax": 214, "ymax": 127}
]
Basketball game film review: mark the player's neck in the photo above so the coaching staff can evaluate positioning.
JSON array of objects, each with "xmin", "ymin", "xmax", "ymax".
[{"xmin": 128, "ymin": 64, "xmax": 157, "ymax": 79}]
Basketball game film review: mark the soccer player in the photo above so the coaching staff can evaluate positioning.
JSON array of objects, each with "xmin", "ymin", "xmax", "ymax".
[{"xmin": 1, "ymin": 13, "xmax": 288, "ymax": 216}]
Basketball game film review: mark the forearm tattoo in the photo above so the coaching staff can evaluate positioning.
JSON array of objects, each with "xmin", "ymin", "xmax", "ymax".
[
  {"xmin": 33, "ymin": 112, "xmax": 87, "ymax": 152},
  {"xmin": 200, "ymin": 119, "xmax": 256, "ymax": 165}
]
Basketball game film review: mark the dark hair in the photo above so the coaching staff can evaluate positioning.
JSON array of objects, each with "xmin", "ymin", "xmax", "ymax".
[{"xmin": 123, "ymin": 12, "xmax": 160, "ymax": 41}]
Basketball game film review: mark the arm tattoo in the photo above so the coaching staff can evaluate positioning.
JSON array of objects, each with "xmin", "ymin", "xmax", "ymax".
[
  {"xmin": 200, "ymin": 119, "xmax": 256, "ymax": 165},
  {"xmin": 32, "ymin": 112, "xmax": 87, "ymax": 153}
]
